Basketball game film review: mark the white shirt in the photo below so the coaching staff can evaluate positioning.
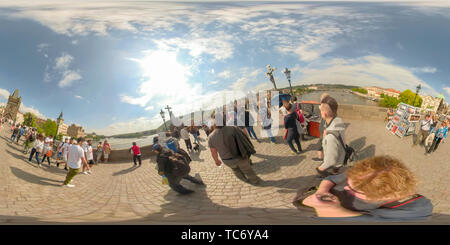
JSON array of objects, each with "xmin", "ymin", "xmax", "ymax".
[
  {"xmin": 180, "ymin": 128, "xmax": 190, "ymax": 140},
  {"xmin": 44, "ymin": 137, "xmax": 53, "ymax": 152},
  {"xmin": 280, "ymin": 106, "xmax": 288, "ymax": 116},
  {"xmin": 421, "ymin": 119, "xmax": 433, "ymax": 131},
  {"xmin": 84, "ymin": 144, "xmax": 94, "ymax": 161},
  {"xmin": 58, "ymin": 142, "xmax": 65, "ymax": 153},
  {"xmin": 63, "ymin": 143, "xmax": 71, "ymax": 157},
  {"xmin": 33, "ymin": 140, "xmax": 44, "ymax": 152},
  {"xmin": 67, "ymin": 144, "xmax": 85, "ymax": 169}
]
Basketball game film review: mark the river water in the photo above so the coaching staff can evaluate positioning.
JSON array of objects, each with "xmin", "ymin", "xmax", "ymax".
[{"xmin": 105, "ymin": 90, "xmax": 377, "ymax": 149}]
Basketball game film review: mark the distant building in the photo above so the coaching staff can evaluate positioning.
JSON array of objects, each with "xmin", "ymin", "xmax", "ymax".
[
  {"xmin": 16, "ymin": 112, "xmax": 24, "ymax": 125},
  {"xmin": 67, "ymin": 123, "xmax": 86, "ymax": 138},
  {"xmin": 366, "ymin": 86, "xmax": 401, "ymax": 98},
  {"xmin": 421, "ymin": 95, "xmax": 444, "ymax": 114},
  {"xmin": 56, "ymin": 111, "xmax": 68, "ymax": 135},
  {"xmin": 3, "ymin": 89, "xmax": 22, "ymax": 122},
  {"xmin": 308, "ymin": 86, "xmax": 318, "ymax": 90}
]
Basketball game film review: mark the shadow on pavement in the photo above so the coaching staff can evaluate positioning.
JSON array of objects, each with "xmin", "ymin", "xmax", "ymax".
[
  {"xmin": 10, "ymin": 167, "xmax": 61, "ymax": 187},
  {"xmin": 356, "ymin": 144, "xmax": 376, "ymax": 161},
  {"xmin": 252, "ymin": 154, "xmax": 306, "ymax": 175},
  {"xmin": 112, "ymin": 165, "xmax": 138, "ymax": 176},
  {"xmin": 5, "ymin": 149, "xmax": 38, "ymax": 168}
]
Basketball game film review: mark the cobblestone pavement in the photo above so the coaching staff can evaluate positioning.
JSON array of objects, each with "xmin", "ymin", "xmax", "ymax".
[{"xmin": 0, "ymin": 118, "xmax": 449, "ymax": 224}]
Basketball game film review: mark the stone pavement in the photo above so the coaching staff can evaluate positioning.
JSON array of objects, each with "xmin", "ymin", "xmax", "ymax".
[{"xmin": 0, "ymin": 119, "xmax": 449, "ymax": 224}]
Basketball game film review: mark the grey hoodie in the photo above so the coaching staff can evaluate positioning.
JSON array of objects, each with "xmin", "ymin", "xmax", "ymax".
[{"xmin": 320, "ymin": 117, "xmax": 346, "ymax": 170}]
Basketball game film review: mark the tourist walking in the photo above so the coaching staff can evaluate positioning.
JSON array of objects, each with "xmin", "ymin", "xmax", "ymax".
[
  {"xmin": 426, "ymin": 122, "xmax": 448, "ymax": 156},
  {"xmin": 81, "ymin": 140, "xmax": 93, "ymax": 174},
  {"xmin": 62, "ymin": 137, "xmax": 87, "ymax": 187},
  {"xmin": 316, "ymin": 96, "xmax": 347, "ymax": 177},
  {"xmin": 152, "ymin": 143, "xmax": 204, "ymax": 195},
  {"xmin": 313, "ymin": 93, "xmax": 330, "ymax": 162},
  {"xmin": 62, "ymin": 138, "xmax": 73, "ymax": 171},
  {"xmin": 29, "ymin": 134, "xmax": 44, "ymax": 167},
  {"xmin": 416, "ymin": 115, "xmax": 433, "ymax": 146},
  {"xmin": 41, "ymin": 135, "xmax": 53, "ymax": 166},
  {"xmin": 245, "ymin": 110, "xmax": 258, "ymax": 140},
  {"xmin": 16, "ymin": 125, "xmax": 25, "ymax": 143},
  {"xmin": 103, "ymin": 140, "xmax": 111, "ymax": 163},
  {"xmin": 180, "ymin": 126, "xmax": 192, "ymax": 151},
  {"xmin": 284, "ymin": 103, "xmax": 302, "ymax": 155},
  {"xmin": 10, "ymin": 124, "xmax": 19, "ymax": 143},
  {"xmin": 23, "ymin": 128, "xmax": 36, "ymax": 154},
  {"xmin": 96, "ymin": 141, "xmax": 103, "ymax": 163},
  {"xmin": 190, "ymin": 125, "xmax": 200, "ymax": 144},
  {"xmin": 208, "ymin": 114, "xmax": 261, "ymax": 185},
  {"xmin": 130, "ymin": 142, "xmax": 142, "ymax": 166}
]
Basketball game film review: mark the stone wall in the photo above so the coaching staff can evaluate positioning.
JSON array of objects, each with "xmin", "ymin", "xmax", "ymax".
[
  {"xmin": 338, "ymin": 104, "xmax": 387, "ymax": 121},
  {"xmin": 93, "ymin": 144, "xmax": 157, "ymax": 163}
]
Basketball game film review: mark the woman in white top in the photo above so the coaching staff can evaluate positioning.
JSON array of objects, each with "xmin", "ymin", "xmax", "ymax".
[{"xmin": 28, "ymin": 134, "xmax": 45, "ymax": 167}]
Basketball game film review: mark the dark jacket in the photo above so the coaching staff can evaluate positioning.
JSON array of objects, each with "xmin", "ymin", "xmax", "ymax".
[{"xmin": 222, "ymin": 126, "xmax": 256, "ymax": 159}]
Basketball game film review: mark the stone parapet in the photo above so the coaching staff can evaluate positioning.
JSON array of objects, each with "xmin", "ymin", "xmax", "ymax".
[{"xmin": 338, "ymin": 104, "xmax": 386, "ymax": 121}]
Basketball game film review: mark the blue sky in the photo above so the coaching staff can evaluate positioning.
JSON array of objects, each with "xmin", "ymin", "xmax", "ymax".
[{"xmin": 0, "ymin": 1, "xmax": 449, "ymax": 135}]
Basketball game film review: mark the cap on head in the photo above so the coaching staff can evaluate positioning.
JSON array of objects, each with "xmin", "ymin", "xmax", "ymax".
[{"xmin": 152, "ymin": 143, "xmax": 162, "ymax": 152}]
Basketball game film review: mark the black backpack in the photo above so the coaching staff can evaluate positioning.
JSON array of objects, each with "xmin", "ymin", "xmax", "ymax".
[
  {"xmin": 168, "ymin": 153, "xmax": 191, "ymax": 177},
  {"xmin": 327, "ymin": 131, "xmax": 355, "ymax": 165}
]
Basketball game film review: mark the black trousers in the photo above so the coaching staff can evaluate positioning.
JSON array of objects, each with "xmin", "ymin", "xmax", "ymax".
[
  {"xmin": 42, "ymin": 154, "xmax": 51, "ymax": 165},
  {"xmin": 427, "ymin": 137, "xmax": 443, "ymax": 153},
  {"xmin": 167, "ymin": 174, "xmax": 202, "ymax": 194},
  {"xmin": 133, "ymin": 155, "xmax": 142, "ymax": 165},
  {"xmin": 184, "ymin": 139, "xmax": 192, "ymax": 150},
  {"xmin": 286, "ymin": 130, "xmax": 302, "ymax": 153}
]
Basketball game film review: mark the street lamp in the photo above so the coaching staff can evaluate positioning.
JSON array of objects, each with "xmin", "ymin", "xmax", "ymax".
[
  {"xmin": 160, "ymin": 109, "xmax": 167, "ymax": 131},
  {"xmin": 283, "ymin": 67, "xmax": 293, "ymax": 97},
  {"xmin": 413, "ymin": 84, "xmax": 422, "ymax": 107},
  {"xmin": 266, "ymin": 65, "xmax": 278, "ymax": 90}
]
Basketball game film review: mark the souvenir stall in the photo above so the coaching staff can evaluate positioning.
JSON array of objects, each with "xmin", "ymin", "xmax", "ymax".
[{"xmin": 386, "ymin": 102, "xmax": 421, "ymax": 138}]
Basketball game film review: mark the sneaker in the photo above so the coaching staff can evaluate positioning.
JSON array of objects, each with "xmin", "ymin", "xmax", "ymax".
[
  {"xmin": 291, "ymin": 151, "xmax": 297, "ymax": 155},
  {"xmin": 312, "ymin": 157, "xmax": 324, "ymax": 162},
  {"xmin": 63, "ymin": 184, "xmax": 75, "ymax": 188},
  {"xmin": 38, "ymin": 164, "xmax": 42, "ymax": 167},
  {"xmin": 87, "ymin": 170, "xmax": 92, "ymax": 174},
  {"xmin": 425, "ymin": 153, "xmax": 430, "ymax": 156},
  {"xmin": 56, "ymin": 163, "xmax": 60, "ymax": 167},
  {"xmin": 82, "ymin": 171, "xmax": 89, "ymax": 175}
]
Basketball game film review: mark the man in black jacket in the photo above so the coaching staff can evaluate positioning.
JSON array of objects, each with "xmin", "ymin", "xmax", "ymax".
[{"xmin": 152, "ymin": 144, "xmax": 204, "ymax": 195}]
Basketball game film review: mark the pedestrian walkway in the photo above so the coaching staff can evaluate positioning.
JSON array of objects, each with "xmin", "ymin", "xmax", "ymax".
[{"xmin": 0, "ymin": 118, "xmax": 449, "ymax": 224}]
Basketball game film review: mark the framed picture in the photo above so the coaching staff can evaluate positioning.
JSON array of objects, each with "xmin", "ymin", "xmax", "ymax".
[
  {"xmin": 398, "ymin": 104, "xmax": 407, "ymax": 111},
  {"xmin": 407, "ymin": 107, "xmax": 415, "ymax": 114},
  {"xmin": 393, "ymin": 115, "xmax": 400, "ymax": 123},
  {"xmin": 396, "ymin": 126, "xmax": 405, "ymax": 137},
  {"xmin": 415, "ymin": 108, "xmax": 421, "ymax": 114},
  {"xmin": 396, "ymin": 109, "xmax": 404, "ymax": 116},
  {"xmin": 408, "ymin": 114, "xmax": 421, "ymax": 122},
  {"xmin": 391, "ymin": 124, "xmax": 398, "ymax": 135},
  {"xmin": 400, "ymin": 121, "xmax": 408, "ymax": 129},
  {"xmin": 386, "ymin": 120, "xmax": 394, "ymax": 131}
]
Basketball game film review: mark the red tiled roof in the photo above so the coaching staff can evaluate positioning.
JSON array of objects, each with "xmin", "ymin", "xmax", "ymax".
[{"xmin": 385, "ymin": 88, "xmax": 401, "ymax": 94}]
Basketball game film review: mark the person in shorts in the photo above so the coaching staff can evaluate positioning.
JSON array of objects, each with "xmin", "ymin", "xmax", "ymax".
[
  {"xmin": 82, "ymin": 140, "xmax": 94, "ymax": 174},
  {"xmin": 103, "ymin": 140, "xmax": 111, "ymax": 163}
]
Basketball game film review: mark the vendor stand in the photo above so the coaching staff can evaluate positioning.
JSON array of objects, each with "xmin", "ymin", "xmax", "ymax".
[{"xmin": 386, "ymin": 102, "xmax": 421, "ymax": 138}]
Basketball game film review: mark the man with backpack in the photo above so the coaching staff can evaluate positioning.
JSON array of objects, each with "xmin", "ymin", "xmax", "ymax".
[
  {"xmin": 208, "ymin": 113, "xmax": 262, "ymax": 185},
  {"xmin": 152, "ymin": 144, "xmax": 204, "ymax": 195},
  {"xmin": 316, "ymin": 96, "xmax": 351, "ymax": 177}
]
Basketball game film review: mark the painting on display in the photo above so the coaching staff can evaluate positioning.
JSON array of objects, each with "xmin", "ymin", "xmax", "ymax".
[
  {"xmin": 396, "ymin": 126, "xmax": 405, "ymax": 137},
  {"xmin": 391, "ymin": 124, "xmax": 399, "ymax": 135},
  {"xmin": 408, "ymin": 114, "xmax": 421, "ymax": 122},
  {"xmin": 393, "ymin": 115, "xmax": 400, "ymax": 123},
  {"xmin": 400, "ymin": 121, "xmax": 408, "ymax": 129},
  {"xmin": 386, "ymin": 120, "xmax": 394, "ymax": 131},
  {"xmin": 396, "ymin": 109, "xmax": 404, "ymax": 116},
  {"xmin": 407, "ymin": 107, "xmax": 415, "ymax": 114},
  {"xmin": 398, "ymin": 104, "xmax": 407, "ymax": 111}
]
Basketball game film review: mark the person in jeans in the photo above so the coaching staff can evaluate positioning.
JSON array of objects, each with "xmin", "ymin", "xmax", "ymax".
[
  {"xmin": 301, "ymin": 155, "xmax": 433, "ymax": 221},
  {"xmin": 417, "ymin": 115, "xmax": 433, "ymax": 146},
  {"xmin": 316, "ymin": 96, "xmax": 347, "ymax": 177},
  {"xmin": 245, "ymin": 110, "xmax": 258, "ymax": 140},
  {"xmin": 29, "ymin": 134, "xmax": 44, "ymax": 167},
  {"xmin": 180, "ymin": 126, "xmax": 192, "ymax": 151},
  {"xmin": 10, "ymin": 125, "xmax": 19, "ymax": 143},
  {"xmin": 312, "ymin": 93, "xmax": 330, "ymax": 162},
  {"xmin": 208, "ymin": 113, "xmax": 262, "ymax": 185},
  {"xmin": 284, "ymin": 103, "xmax": 302, "ymax": 155},
  {"xmin": 16, "ymin": 125, "xmax": 25, "ymax": 143},
  {"xmin": 130, "ymin": 142, "xmax": 142, "ymax": 166},
  {"xmin": 62, "ymin": 137, "xmax": 87, "ymax": 187},
  {"xmin": 259, "ymin": 100, "xmax": 276, "ymax": 143},
  {"xmin": 426, "ymin": 121, "xmax": 448, "ymax": 156}
]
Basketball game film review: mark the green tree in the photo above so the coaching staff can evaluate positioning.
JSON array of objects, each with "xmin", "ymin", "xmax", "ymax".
[
  {"xmin": 398, "ymin": 89, "xmax": 423, "ymax": 107},
  {"xmin": 351, "ymin": 88, "xmax": 368, "ymax": 94},
  {"xmin": 380, "ymin": 93, "xmax": 385, "ymax": 98},
  {"xmin": 56, "ymin": 133, "xmax": 65, "ymax": 141},
  {"xmin": 36, "ymin": 126, "xmax": 44, "ymax": 134},
  {"xmin": 23, "ymin": 112, "xmax": 37, "ymax": 127},
  {"xmin": 379, "ymin": 95, "xmax": 400, "ymax": 108},
  {"xmin": 41, "ymin": 119, "xmax": 57, "ymax": 137}
]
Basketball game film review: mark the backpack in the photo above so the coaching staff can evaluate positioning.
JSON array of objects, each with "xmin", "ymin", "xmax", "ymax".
[
  {"xmin": 295, "ymin": 103, "xmax": 305, "ymax": 124},
  {"xmin": 29, "ymin": 133, "xmax": 36, "ymax": 142},
  {"xmin": 327, "ymin": 131, "xmax": 355, "ymax": 166},
  {"xmin": 168, "ymin": 153, "xmax": 191, "ymax": 177}
]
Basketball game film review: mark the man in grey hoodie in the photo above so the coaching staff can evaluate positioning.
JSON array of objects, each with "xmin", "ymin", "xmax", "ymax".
[{"xmin": 316, "ymin": 96, "xmax": 347, "ymax": 177}]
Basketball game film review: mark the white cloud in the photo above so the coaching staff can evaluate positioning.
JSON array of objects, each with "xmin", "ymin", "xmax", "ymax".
[
  {"xmin": 71, "ymin": 40, "xmax": 78, "ymax": 45},
  {"xmin": 88, "ymin": 116, "xmax": 162, "ymax": 136},
  {"xmin": 230, "ymin": 68, "xmax": 262, "ymax": 92},
  {"xmin": 19, "ymin": 104, "xmax": 47, "ymax": 119},
  {"xmin": 218, "ymin": 70, "xmax": 231, "ymax": 79},
  {"xmin": 210, "ymin": 81, "xmax": 219, "ymax": 85},
  {"xmin": 74, "ymin": 95, "xmax": 83, "ymax": 99},
  {"xmin": 0, "ymin": 88, "xmax": 10, "ymax": 100},
  {"xmin": 55, "ymin": 53, "xmax": 73, "ymax": 70},
  {"xmin": 444, "ymin": 87, "xmax": 450, "ymax": 96},
  {"xmin": 411, "ymin": 66, "xmax": 437, "ymax": 73},
  {"xmin": 59, "ymin": 70, "xmax": 82, "ymax": 87},
  {"xmin": 145, "ymin": 105, "xmax": 154, "ymax": 111}
]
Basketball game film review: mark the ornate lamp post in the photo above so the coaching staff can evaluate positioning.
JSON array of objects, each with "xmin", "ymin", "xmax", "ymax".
[
  {"xmin": 283, "ymin": 67, "xmax": 293, "ymax": 97},
  {"xmin": 160, "ymin": 109, "xmax": 167, "ymax": 131},
  {"xmin": 413, "ymin": 84, "xmax": 421, "ymax": 107},
  {"xmin": 266, "ymin": 65, "xmax": 278, "ymax": 90}
]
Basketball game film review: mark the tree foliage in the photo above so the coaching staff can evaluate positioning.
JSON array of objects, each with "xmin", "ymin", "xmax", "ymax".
[
  {"xmin": 379, "ymin": 95, "xmax": 400, "ymax": 108},
  {"xmin": 398, "ymin": 89, "xmax": 422, "ymax": 107},
  {"xmin": 351, "ymin": 87, "xmax": 368, "ymax": 94},
  {"xmin": 41, "ymin": 119, "xmax": 57, "ymax": 137},
  {"xmin": 23, "ymin": 112, "xmax": 37, "ymax": 127}
]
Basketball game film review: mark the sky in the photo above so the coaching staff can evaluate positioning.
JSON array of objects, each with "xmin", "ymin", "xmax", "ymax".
[{"xmin": 0, "ymin": 0, "xmax": 449, "ymax": 135}]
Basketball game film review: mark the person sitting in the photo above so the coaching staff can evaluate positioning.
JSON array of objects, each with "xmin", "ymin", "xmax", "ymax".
[
  {"xmin": 301, "ymin": 155, "xmax": 433, "ymax": 221},
  {"xmin": 152, "ymin": 144, "xmax": 204, "ymax": 195}
]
